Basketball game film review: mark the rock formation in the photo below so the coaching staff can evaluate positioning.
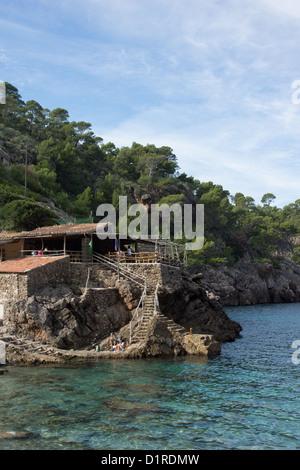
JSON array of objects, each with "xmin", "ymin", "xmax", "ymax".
[
  {"xmin": 1, "ymin": 263, "xmax": 242, "ymax": 362},
  {"xmin": 3, "ymin": 285, "xmax": 131, "ymax": 350},
  {"xmin": 198, "ymin": 257, "xmax": 300, "ymax": 306},
  {"xmin": 156, "ymin": 270, "xmax": 242, "ymax": 342}
]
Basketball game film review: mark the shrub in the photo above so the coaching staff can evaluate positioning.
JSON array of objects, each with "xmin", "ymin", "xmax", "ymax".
[
  {"xmin": 0, "ymin": 200, "xmax": 57, "ymax": 231},
  {"xmin": 0, "ymin": 186, "xmax": 22, "ymax": 207}
]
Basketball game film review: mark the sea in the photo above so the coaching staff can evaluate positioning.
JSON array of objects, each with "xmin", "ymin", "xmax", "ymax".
[{"xmin": 1, "ymin": 302, "xmax": 300, "ymax": 451}]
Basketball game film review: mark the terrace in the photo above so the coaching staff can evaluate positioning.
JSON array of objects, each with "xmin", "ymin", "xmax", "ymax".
[{"xmin": 0, "ymin": 223, "xmax": 187, "ymax": 268}]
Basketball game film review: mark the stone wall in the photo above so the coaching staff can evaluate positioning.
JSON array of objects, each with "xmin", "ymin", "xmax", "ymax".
[
  {"xmin": 68, "ymin": 262, "xmax": 182, "ymax": 291},
  {"xmin": 0, "ymin": 257, "xmax": 70, "ymax": 326},
  {"xmin": 117, "ymin": 263, "xmax": 181, "ymax": 289},
  {"xmin": 69, "ymin": 264, "xmax": 119, "ymax": 288},
  {"xmin": 26, "ymin": 257, "xmax": 70, "ymax": 296},
  {"xmin": 0, "ymin": 273, "xmax": 28, "ymax": 303}
]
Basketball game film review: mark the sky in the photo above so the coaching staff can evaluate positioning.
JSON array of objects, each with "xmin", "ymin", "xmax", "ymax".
[{"xmin": 0, "ymin": 0, "xmax": 300, "ymax": 207}]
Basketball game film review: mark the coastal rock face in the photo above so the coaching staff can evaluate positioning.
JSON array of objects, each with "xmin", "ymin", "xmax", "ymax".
[
  {"xmin": 157, "ymin": 270, "xmax": 242, "ymax": 342},
  {"xmin": 2, "ymin": 264, "xmax": 242, "ymax": 359},
  {"xmin": 3, "ymin": 285, "xmax": 131, "ymax": 349},
  {"xmin": 198, "ymin": 258, "xmax": 300, "ymax": 306}
]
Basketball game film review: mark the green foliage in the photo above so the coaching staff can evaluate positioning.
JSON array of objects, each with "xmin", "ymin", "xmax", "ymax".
[
  {"xmin": 0, "ymin": 200, "xmax": 57, "ymax": 231},
  {"xmin": 0, "ymin": 186, "xmax": 22, "ymax": 207},
  {"xmin": 158, "ymin": 194, "xmax": 186, "ymax": 206},
  {"xmin": 261, "ymin": 193, "xmax": 276, "ymax": 206},
  {"xmin": 187, "ymin": 239, "xmax": 227, "ymax": 267},
  {"xmin": 73, "ymin": 187, "xmax": 93, "ymax": 217},
  {"xmin": 54, "ymin": 191, "xmax": 73, "ymax": 213}
]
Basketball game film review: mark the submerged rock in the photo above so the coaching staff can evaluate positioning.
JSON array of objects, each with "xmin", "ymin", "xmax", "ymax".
[
  {"xmin": 103, "ymin": 399, "xmax": 165, "ymax": 415},
  {"xmin": 0, "ymin": 430, "xmax": 37, "ymax": 440}
]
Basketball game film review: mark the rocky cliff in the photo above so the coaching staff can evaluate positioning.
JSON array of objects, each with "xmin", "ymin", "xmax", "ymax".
[
  {"xmin": 156, "ymin": 269, "xmax": 241, "ymax": 342},
  {"xmin": 198, "ymin": 257, "xmax": 300, "ymax": 306},
  {"xmin": 2, "ymin": 264, "xmax": 242, "ymax": 361},
  {"xmin": 3, "ymin": 285, "xmax": 131, "ymax": 350}
]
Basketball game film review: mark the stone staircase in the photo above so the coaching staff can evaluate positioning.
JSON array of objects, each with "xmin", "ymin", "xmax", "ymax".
[
  {"xmin": 130, "ymin": 288, "xmax": 188, "ymax": 344},
  {"xmin": 130, "ymin": 290, "xmax": 155, "ymax": 344},
  {"xmin": 156, "ymin": 312, "xmax": 188, "ymax": 336}
]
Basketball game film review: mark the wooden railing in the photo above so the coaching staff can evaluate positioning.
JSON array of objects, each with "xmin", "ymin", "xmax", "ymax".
[
  {"xmin": 92, "ymin": 252, "xmax": 148, "ymax": 345},
  {"xmin": 21, "ymin": 249, "xmax": 84, "ymax": 263},
  {"xmin": 19, "ymin": 249, "xmax": 181, "ymax": 266},
  {"xmin": 107, "ymin": 251, "xmax": 180, "ymax": 266}
]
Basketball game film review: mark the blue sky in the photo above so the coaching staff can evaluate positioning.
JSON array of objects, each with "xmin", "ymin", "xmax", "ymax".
[{"xmin": 0, "ymin": 0, "xmax": 300, "ymax": 207}]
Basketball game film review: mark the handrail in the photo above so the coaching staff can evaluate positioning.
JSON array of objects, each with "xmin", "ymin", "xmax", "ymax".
[
  {"xmin": 129, "ymin": 284, "xmax": 147, "ymax": 344},
  {"xmin": 129, "ymin": 283, "xmax": 161, "ymax": 344},
  {"xmin": 154, "ymin": 283, "xmax": 161, "ymax": 314},
  {"xmin": 91, "ymin": 252, "xmax": 150, "ymax": 345},
  {"xmin": 92, "ymin": 252, "xmax": 147, "ymax": 289}
]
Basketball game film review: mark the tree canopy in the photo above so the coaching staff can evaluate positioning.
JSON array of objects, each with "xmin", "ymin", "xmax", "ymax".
[{"xmin": 0, "ymin": 82, "xmax": 299, "ymax": 266}]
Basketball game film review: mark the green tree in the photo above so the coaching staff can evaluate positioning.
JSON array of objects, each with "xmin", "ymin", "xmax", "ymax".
[
  {"xmin": 0, "ymin": 200, "xmax": 57, "ymax": 231},
  {"xmin": 261, "ymin": 193, "xmax": 276, "ymax": 206},
  {"xmin": 73, "ymin": 187, "xmax": 93, "ymax": 218}
]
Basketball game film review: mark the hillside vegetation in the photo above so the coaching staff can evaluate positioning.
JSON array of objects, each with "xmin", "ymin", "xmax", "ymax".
[{"xmin": 0, "ymin": 82, "xmax": 300, "ymax": 267}]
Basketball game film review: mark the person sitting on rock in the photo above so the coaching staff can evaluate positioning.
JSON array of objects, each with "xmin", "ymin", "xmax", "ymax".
[
  {"xmin": 110, "ymin": 333, "xmax": 117, "ymax": 351},
  {"xmin": 115, "ymin": 339, "xmax": 125, "ymax": 352}
]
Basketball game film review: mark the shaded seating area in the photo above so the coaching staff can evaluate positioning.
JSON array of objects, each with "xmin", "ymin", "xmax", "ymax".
[{"xmin": 0, "ymin": 223, "xmax": 187, "ymax": 267}]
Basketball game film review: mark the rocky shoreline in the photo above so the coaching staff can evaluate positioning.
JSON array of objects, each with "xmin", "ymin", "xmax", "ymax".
[
  {"xmin": 198, "ymin": 257, "xmax": 300, "ymax": 307},
  {"xmin": 3, "ymin": 256, "xmax": 298, "ymax": 365},
  {"xmin": 1, "ymin": 264, "xmax": 242, "ymax": 364}
]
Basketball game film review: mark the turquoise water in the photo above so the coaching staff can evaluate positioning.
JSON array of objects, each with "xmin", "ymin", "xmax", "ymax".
[{"xmin": 1, "ymin": 303, "xmax": 300, "ymax": 450}]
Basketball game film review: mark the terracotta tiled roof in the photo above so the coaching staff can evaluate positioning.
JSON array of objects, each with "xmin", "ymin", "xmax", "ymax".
[
  {"xmin": 0, "ymin": 232, "xmax": 29, "ymax": 245},
  {"xmin": 0, "ymin": 232, "xmax": 23, "ymax": 238},
  {"xmin": 0, "ymin": 223, "xmax": 110, "ymax": 242},
  {"xmin": 27, "ymin": 223, "xmax": 99, "ymax": 236},
  {"xmin": 0, "ymin": 256, "xmax": 67, "ymax": 273}
]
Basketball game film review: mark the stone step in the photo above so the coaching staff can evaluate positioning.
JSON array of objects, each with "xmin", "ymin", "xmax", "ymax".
[{"xmin": 131, "ymin": 311, "xmax": 187, "ymax": 345}]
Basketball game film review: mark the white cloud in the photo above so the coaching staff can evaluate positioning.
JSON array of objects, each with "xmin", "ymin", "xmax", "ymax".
[
  {"xmin": 1, "ymin": 0, "xmax": 300, "ymax": 206},
  {"xmin": 259, "ymin": 0, "xmax": 300, "ymax": 18}
]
